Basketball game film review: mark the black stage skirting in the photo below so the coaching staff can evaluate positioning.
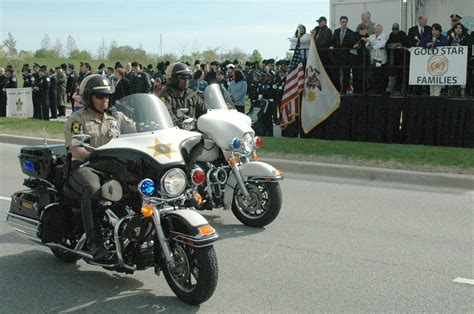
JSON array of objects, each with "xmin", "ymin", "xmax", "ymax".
[{"xmin": 302, "ymin": 96, "xmax": 474, "ymax": 148}]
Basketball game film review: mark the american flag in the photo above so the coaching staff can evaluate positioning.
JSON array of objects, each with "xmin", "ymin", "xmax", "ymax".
[{"xmin": 280, "ymin": 37, "xmax": 305, "ymax": 127}]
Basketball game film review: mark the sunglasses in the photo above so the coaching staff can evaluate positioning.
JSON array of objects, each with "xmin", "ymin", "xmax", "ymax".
[
  {"xmin": 92, "ymin": 93, "xmax": 110, "ymax": 100},
  {"xmin": 392, "ymin": 28, "xmax": 399, "ymax": 30},
  {"xmin": 178, "ymin": 75, "xmax": 190, "ymax": 80}
]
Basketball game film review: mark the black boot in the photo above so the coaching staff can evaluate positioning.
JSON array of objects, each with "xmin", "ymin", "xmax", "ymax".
[{"xmin": 81, "ymin": 199, "xmax": 108, "ymax": 261}]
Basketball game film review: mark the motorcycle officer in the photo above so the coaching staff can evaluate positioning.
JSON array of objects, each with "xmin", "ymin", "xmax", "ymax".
[
  {"xmin": 64, "ymin": 74, "xmax": 136, "ymax": 260},
  {"xmin": 158, "ymin": 62, "xmax": 206, "ymax": 125}
]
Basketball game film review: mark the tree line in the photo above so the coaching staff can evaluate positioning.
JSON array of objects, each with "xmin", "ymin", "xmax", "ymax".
[{"xmin": 1, "ymin": 32, "xmax": 267, "ymax": 65}]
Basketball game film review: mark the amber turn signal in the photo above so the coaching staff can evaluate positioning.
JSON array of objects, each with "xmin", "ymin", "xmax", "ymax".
[
  {"xmin": 198, "ymin": 225, "xmax": 215, "ymax": 236},
  {"xmin": 229, "ymin": 156, "xmax": 238, "ymax": 165},
  {"xmin": 141, "ymin": 204, "xmax": 154, "ymax": 217},
  {"xmin": 252, "ymin": 153, "xmax": 259, "ymax": 161}
]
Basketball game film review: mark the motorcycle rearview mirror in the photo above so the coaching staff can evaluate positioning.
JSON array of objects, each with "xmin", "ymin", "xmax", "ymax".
[{"xmin": 177, "ymin": 108, "xmax": 190, "ymax": 118}]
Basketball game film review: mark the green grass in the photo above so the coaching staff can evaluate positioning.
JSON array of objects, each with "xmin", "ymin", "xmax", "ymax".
[
  {"xmin": 0, "ymin": 117, "xmax": 65, "ymax": 139},
  {"xmin": 1, "ymin": 117, "xmax": 473, "ymax": 174},
  {"xmin": 260, "ymin": 137, "xmax": 474, "ymax": 173}
]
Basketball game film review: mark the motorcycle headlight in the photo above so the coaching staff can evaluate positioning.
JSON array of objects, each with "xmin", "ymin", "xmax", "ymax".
[
  {"xmin": 161, "ymin": 168, "xmax": 187, "ymax": 197},
  {"xmin": 242, "ymin": 133, "xmax": 255, "ymax": 153}
]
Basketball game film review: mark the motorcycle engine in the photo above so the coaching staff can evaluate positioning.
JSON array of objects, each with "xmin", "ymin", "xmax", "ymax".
[{"xmin": 124, "ymin": 216, "xmax": 153, "ymax": 243}]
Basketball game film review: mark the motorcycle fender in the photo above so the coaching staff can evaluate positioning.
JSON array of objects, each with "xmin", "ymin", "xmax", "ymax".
[
  {"xmin": 223, "ymin": 161, "xmax": 283, "ymax": 208},
  {"xmin": 163, "ymin": 209, "xmax": 219, "ymax": 247}
]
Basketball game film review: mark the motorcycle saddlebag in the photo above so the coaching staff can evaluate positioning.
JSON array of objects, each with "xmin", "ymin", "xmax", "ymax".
[
  {"xmin": 18, "ymin": 144, "xmax": 66, "ymax": 181},
  {"xmin": 8, "ymin": 189, "xmax": 55, "ymax": 220}
]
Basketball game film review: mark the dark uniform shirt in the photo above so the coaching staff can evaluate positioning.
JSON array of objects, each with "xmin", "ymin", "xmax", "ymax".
[
  {"xmin": 66, "ymin": 71, "xmax": 78, "ymax": 96},
  {"xmin": 129, "ymin": 71, "xmax": 152, "ymax": 94},
  {"xmin": 23, "ymin": 74, "xmax": 35, "ymax": 88},
  {"xmin": 6, "ymin": 76, "xmax": 18, "ymax": 89},
  {"xmin": 157, "ymin": 85, "xmax": 206, "ymax": 125},
  {"xmin": 34, "ymin": 76, "xmax": 51, "ymax": 98}
]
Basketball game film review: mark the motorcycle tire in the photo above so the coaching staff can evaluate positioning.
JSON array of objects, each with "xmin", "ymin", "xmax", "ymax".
[
  {"xmin": 160, "ymin": 242, "xmax": 218, "ymax": 305},
  {"xmin": 232, "ymin": 181, "xmax": 282, "ymax": 228}
]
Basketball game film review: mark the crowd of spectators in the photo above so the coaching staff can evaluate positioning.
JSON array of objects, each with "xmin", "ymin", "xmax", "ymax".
[{"xmin": 290, "ymin": 11, "xmax": 473, "ymax": 97}]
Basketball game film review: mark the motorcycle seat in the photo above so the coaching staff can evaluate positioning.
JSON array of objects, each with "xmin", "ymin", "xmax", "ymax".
[{"xmin": 62, "ymin": 184, "xmax": 82, "ymax": 200}]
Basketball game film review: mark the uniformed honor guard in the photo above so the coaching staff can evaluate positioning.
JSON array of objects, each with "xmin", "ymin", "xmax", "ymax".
[
  {"xmin": 0, "ymin": 68, "xmax": 9, "ymax": 117},
  {"xmin": 64, "ymin": 74, "xmax": 136, "ymax": 260},
  {"xmin": 32, "ymin": 66, "xmax": 51, "ymax": 120},
  {"xmin": 66, "ymin": 63, "xmax": 78, "ymax": 110}
]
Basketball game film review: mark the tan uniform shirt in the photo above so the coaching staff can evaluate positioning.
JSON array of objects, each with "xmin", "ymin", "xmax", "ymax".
[
  {"xmin": 157, "ymin": 86, "xmax": 206, "ymax": 125},
  {"xmin": 64, "ymin": 108, "xmax": 136, "ymax": 149}
]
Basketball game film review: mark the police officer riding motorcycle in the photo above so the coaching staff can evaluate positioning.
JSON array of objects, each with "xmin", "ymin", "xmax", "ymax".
[
  {"xmin": 158, "ymin": 62, "xmax": 206, "ymax": 124},
  {"xmin": 6, "ymin": 74, "xmax": 220, "ymax": 305}
]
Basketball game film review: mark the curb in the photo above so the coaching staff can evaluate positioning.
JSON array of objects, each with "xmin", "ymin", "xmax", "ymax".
[
  {"xmin": 1, "ymin": 134, "xmax": 472, "ymax": 190},
  {"xmin": 261, "ymin": 157, "xmax": 474, "ymax": 191}
]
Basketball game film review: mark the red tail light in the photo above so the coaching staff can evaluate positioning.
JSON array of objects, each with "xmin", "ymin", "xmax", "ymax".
[
  {"xmin": 191, "ymin": 168, "xmax": 206, "ymax": 185},
  {"xmin": 255, "ymin": 136, "xmax": 264, "ymax": 148}
]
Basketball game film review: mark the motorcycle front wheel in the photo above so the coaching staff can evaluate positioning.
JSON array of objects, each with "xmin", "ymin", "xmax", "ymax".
[
  {"xmin": 160, "ymin": 241, "xmax": 218, "ymax": 305},
  {"xmin": 232, "ymin": 181, "xmax": 282, "ymax": 227}
]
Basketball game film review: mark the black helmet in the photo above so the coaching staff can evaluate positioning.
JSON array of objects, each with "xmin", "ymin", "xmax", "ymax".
[
  {"xmin": 165, "ymin": 62, "xmax": 192, "ymax": 87},
  {"xmin": 79, "ymin": 74, "xmax": 114, "ymax": 108}
]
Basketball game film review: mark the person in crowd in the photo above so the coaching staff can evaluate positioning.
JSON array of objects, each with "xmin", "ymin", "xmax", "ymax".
[
  {"xmin": 205, "ymin": 61, "xmax": 219, "ymax": 84},
  {"xmin": 48, "ymin": 68, "xmax": 58, "ymax": 119},
  {"xmin": 66, "ymin": 63, "xmax": 78, "ymax": 111},
  {"xmin": 153, "ymin": 78, "xmax": 164, "ymax": 96},
  {"xmin": 447, "ymin": 14, "xmax": 469, "ymax": 38},
  {"xmin": 110, "ymin": 67, "xmax": 131, "ymax": 105},
  {"xmin": 0, "ymin": 68, "xmax": 8, "ymax": 117},
  {"xmin": 367, "ymin": 24, "xmax": 388, "ymax": 94},
  {"xmin": 32, "ymin": 66, "xmax": 50, "ymax": 120},
  {"xmin": 351, "ymin": 24, "xmax": 370, "ymax": 94},
  {"xmin": 407, "ymin": 16, "xmax": 430, "ymax": 47},
  {"xmin": 227, "ymin": 69, "xmax": 247, "ymax": 113},
  {"xmin": 312, "ymin": 16, "xmax": 336, "ymax": 87},
  {"xmin": 125, "ymin": 62, "xmax": 133, "ymax": 81},
  {"xmin": 97, "ymin": 63, "xmax": 106, "ymax": 76},
  {"xmin": 5, "ymin": 68, "xmax": 18, "ymax": 89},
  {"xmin": 129, "ymin": 61, "xmax": 152, "ymax": 94},
  {"xmin": 72, "ymin": 86, "xmax": 83, "ymax": 111},
  {"xmin": 56, "ymin": 66, "xmax": 67, "ymax": 117},
  {"xmin": 189, "ymin": 70, "xmax": 208, "ymax": 98},
  {"xmin": 357, "ymin": 11, "xmax": 376, "ymax": 35},
  {"xmin": 106, "ymin": 67, "xmax": 115, "ymax": 83},
  {"xmin": 385, "ymin": 23, "xmax": 408, "ymax": 95},
  {"xmin": 226, "ymin": 63, "xmax": 236, "ymax": 82},
  {"xmin": 78, "ymin": 62, "xmax": 92, "ymax": 85},
  {"xmin": 421, "ymin": 23, "xmax": 449, "ymax": 96},
  {"xmin": 332, "ymin": 16, "xmax": 356, "ymax": 94},
  {"xmin": 216, "ymin": 68, "xmax": 229, "ymax": 90},
  {"xmin": 289, "ymin": 24, "xmax": 311, "ymax": 59},
  {"xmin": 22, "ymin": 65, "xmax": 35, "ymax": 88},
  {"xmin": 158, "ymin": 62, "xmax": 206, "ymax": 125},
  {"xmin": 448, "ymin": 22, "xmax": 469, "ymax": 97}
]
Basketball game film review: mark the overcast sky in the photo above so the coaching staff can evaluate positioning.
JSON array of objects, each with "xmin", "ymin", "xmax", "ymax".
[{"xmin": 0, "ymin": 0, "xmax": 329, "ymax": 59}]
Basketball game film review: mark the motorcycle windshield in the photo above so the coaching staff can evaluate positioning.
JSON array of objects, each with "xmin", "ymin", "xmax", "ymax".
[
  {"xmin": 114, "ymin": 94, "xmax": 175, "ymax": 132},
  {"xmin": 204, "ymin": 84, "xmax": 236, "ymax": 110}
]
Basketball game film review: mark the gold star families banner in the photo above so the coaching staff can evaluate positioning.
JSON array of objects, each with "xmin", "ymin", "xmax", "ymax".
[
  {"xmin": 409, "ymin": 46, "xmax": 468, "ymax": 85},
  {"xmin": 301, "ymin": 36, "xmax": 340, "ymax": 134},
  {"xmin": 6, "ymin": 88, "xmax": 34, "ymax": 117}
]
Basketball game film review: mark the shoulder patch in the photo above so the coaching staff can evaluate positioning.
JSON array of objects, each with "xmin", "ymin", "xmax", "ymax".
[
  {"xmin": 31, "ymin": 77, "xmax": 35, "ymax": 81},
  {"xmin": 12, "ymin": 77, "xmax": 17, "ymax": 82},
  {"xmin": 71, "ymin": 121, "xmax": 81, "ymax": 134},
  {"xmin": 70, "ymin": 74, "xmax": 75, "ymax": 78},
  {"xmin": 123, "ymin": 115, "xmax": 134, "ymax": 125},
  {"xmin": 46, "ymin": 77, "xmax": 50, "ymax": 82},
  {"xmin": 160, "ymin": 96, "xmax": 166, "ymax": 103}
]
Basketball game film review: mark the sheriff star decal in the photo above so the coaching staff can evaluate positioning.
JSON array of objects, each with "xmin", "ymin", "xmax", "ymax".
[
  {"xmin": 147, "ymin": 138, "xmax": 176, "ymax": 158},
  {"xmin": 71, "ymin": 121, "xmax": 81, "ymax": 134}
]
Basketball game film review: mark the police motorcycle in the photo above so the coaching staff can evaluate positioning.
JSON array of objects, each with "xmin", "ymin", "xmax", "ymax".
[
  {"xmin": 180, "ymin": 84, "xmax": 283, "ymax": 227},
  {"xmin": 5, "ymin": 94, "xmax": 219, "ymax": 305}
]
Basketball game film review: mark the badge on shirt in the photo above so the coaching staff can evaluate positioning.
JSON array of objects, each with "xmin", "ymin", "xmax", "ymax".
[
  {"xmin": 12, "ymin": 77, "xmax": 17, "ymax": 82},
  {"xmin": 46, "ymin": 77, "xmax": 50, "ymax": 82},
  {"xmin": 111, "ymin": 120, "xmax": 119, "ymax": 128},
  {"xmin": 71, "ymin": 121, "xmax": 81, "ymax": 134}
]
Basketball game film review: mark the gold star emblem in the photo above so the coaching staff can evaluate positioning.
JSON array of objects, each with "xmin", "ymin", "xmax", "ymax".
[{"xmin": 147, "ymin": 138, "xmax": 176, "ymax": 158}]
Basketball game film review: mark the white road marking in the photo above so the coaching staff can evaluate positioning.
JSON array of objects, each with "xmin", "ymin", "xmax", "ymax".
[
  {"xmin": 453, "ymin": 278, "xmax": 474, "ymax": 285},
  {"xmin": 0, "ymin": 196, "xmax": 11, "ymax": 201}
]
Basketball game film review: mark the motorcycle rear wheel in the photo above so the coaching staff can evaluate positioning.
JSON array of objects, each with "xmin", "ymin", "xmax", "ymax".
[
  {"xmin": 160, "ymin": 242, "xmax": 218, "ymax": 305},
  {"xmin": 232, "ymin": 181, "xmax": 282, "ymax": 227}
]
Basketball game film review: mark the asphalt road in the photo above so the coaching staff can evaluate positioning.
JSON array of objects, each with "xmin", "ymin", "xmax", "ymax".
[{"xmin": 0, "ymin": 143, "xmax": 472, "ymax": 312}]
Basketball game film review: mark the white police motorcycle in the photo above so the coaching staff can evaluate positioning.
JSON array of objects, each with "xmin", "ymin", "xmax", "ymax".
[{"xmin": 181, "ymin": 84, "xmax": 283, "ymax": 227}]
